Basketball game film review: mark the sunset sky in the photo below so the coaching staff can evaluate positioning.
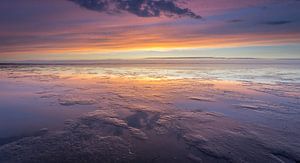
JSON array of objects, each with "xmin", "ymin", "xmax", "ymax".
[{"xmin": 0, "ymin": 0, "xmax": 300, "ymax": 61}]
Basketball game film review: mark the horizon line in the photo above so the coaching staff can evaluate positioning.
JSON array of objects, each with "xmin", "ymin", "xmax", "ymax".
[{"xmin": 1, "ymin": 57, "xmax": 300, "ymax": 65}]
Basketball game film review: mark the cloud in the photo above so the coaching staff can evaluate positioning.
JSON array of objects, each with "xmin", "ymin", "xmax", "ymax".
[
  {"xmin": 68, "ymin": 0, "xmax": 201, "ymax": 19},
  {"xmin": 264, "ymin": 20, "xmax": 292, "ymax": 25},
  {"xmin": 227, "ymin": 19, "xmax": 244, "ymax": 23}
]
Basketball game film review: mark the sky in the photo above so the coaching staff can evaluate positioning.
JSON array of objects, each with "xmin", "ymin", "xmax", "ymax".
[{"xmin": 0, "ymin": 0, "xmax": 300, "ymax": 61}]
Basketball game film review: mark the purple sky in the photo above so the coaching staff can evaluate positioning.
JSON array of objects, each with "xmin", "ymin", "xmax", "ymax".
[{"xmin": 0, "ymin": 0, "xmax": 300, "ymax": 60}]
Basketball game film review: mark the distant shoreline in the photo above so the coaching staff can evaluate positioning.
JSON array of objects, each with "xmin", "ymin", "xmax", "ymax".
[{"xmin": 0, "ymin": 58, "xmax": 300, "ymax": 65}]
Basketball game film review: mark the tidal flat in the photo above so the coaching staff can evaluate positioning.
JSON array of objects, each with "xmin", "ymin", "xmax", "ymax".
[{"xmin": 0, "ymin": 59, "xmax": 299, "ymax": 162}]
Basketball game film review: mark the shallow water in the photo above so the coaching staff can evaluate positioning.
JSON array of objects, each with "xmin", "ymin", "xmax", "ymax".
[{"xmin": 0, "ymin": 59, "xmax": 299, "ymax": 162}]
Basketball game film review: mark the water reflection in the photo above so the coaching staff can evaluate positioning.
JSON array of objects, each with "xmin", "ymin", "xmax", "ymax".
[{"xmin": 0, "ymin": 60, "xmax": 299, "ymax": 162}]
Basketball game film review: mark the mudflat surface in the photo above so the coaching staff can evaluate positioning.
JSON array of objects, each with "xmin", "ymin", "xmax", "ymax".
[{"xmin": 0, "ymin": 63, "xmax": 299, "ymax": 162}]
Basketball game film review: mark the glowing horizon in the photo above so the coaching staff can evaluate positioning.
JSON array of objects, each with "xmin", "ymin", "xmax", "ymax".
[{"xmin": 1, "ymin": 0, "xmax": 300, "ymax": 61}]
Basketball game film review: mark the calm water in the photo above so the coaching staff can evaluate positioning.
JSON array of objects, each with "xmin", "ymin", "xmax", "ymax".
[
  {"xmin": 0, "ymin": 59, "xmax": 299, "ymax": 162},
  {"xmin": 0, "ymin": 59, "xmax": 299, "ymax": 137}
]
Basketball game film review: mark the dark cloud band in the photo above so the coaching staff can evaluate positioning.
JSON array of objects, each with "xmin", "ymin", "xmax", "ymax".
[
  {"xmin": 264, "ymin": 20, "xmax": 292, "ymax": 25},
  {"xmin": 68, "ymin": 0, "xmax": 201, "ymax": 19}
]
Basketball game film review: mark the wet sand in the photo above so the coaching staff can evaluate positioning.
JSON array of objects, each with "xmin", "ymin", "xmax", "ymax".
[{"xmin": 0, "ymin": 63, "xmax": 299, "ymax": 162}]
